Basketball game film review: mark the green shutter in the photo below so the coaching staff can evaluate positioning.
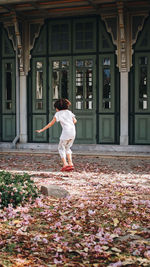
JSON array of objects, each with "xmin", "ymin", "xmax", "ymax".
[
  {"xmin": 32, "ymin": 58, "xmax": 47, "ymax": 142},
  {"xmin": 2, "ymin": 59, "xmax": 16, "ymax": 141},
  {"xmin": 98, "ymin": 54, "xmax": 116, "ymax": 143},
  {"xmin": 133, "ymin": 53, "xmax": 150, "ymax": 144}
]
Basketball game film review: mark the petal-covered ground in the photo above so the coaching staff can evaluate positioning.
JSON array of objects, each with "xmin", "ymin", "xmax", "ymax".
[{"xmin": 0, "ymin": 152, "xmax": 150, "ymax": 267}]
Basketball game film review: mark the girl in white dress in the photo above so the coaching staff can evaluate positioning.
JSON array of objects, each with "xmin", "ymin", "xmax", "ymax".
[{"xmin": 36, "ymin": 99, "xmax": 77, "ymax": 171}]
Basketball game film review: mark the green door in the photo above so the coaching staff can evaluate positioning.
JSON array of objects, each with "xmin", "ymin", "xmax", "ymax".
[
  {"xmin": 98, "ymin": 55, "xmax": 116, "ymax": 143},
  {"xmin": 28, "ymin": 16, "xmax": 118, "ymax": 144},
  {"xmin": 2, "ymin": 59, "xmax": 16, "ymax": 141},
  {"xmin": 0, "ymin": 27, "xmax": 16, "ymax": 142},
  {"xmin": 32, "ymin": 58, "xmax": 47, "ymax": 142},
  {"xmin": 130, "ymin": 16, "xmax": 150, "ymax": 144},
  {"xmin": 134, "ymin": 53, "xmax": 150, "ymax": 144},
  {"xmin": 73, "ymin": 56, "xmax": 96, "ymax": 144},
  {"xmin": 49, "ymin": 57, "xmax": 72, "ymax": 143},
  {"xmin": 48, "ymin": 56, "xmax": 96, "ymax": 144}
]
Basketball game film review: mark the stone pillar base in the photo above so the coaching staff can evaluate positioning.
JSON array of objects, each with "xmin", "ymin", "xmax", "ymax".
[
  {"xmin": 120, "ymin": 135, "xmax": 129, "ymax": 146},
  {"xmin": 19, "ymin": 134, "xmax": 27, "ymax": 143},
  {"xmin": 120, "ymin": 72, "xmax": 128, "ymax": 146},
  {"xmin": 20, "ymin": 75, "xmax": 27, "ymax": 144}
]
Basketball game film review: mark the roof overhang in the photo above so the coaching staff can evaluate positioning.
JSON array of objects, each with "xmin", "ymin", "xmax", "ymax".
[{"xmin": 0, "ymin": 0, "xmax": 149, "ymax": 22}]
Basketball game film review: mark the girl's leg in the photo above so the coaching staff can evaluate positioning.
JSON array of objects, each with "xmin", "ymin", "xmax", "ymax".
[
  {"xmin": 58, "ymin": 140, "xmax": 68, "ymax": 167},
  {"xmin": 65, "ymin": 139, "xmax": 74, "ymax": 166},
  {"xmin": 66, "ymin": 153, "xmax": 73, "ymax": 166},
  {"xmin": 61, "ymin": 157, "xmax": 68, "ymax": 167}
]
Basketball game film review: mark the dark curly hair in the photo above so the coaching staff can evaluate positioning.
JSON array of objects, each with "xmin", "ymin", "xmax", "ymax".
[{"xmin": 54, "ymin": 98, "xmax": 71, "ymax": 110}]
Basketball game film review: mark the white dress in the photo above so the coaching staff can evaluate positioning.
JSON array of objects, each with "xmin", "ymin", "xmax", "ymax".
[{"xmin": 54, "ymin": 109, "xmax": 76, "ymax": 140}]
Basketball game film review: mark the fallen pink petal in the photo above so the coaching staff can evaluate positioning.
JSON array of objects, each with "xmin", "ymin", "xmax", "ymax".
[{"xmin": 0, "ymin": 152, "xmax": 150, "ymax": 266}]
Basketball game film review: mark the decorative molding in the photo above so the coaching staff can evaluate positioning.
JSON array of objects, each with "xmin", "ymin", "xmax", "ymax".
[
  {"xmin": 102, "ymin": 2, "xmax": 127, "ymax": 72},
  {"xmin": 3, "ymin": 22, "xmax": 16, "ymax": 51},
  {"xmin": 13, "ymin": 16, "xmax": 24, "ymax": 75},
  {"xmin": 131, "ymin": 13, "xmax": 148, "ymax": 46},
  {"xmin": 29, "ymin": 19, "xmax": 44, "ymax": 52},
  {"xmin": 129, "ymin": 13, "xmax": 148, "ymax": 69},
  {"xmin": 101, "ymin": 15, "xmax": 117, "ymax": 46},
  {"xmin": 4, "ymin": 12, "xmax": 25, "ymax": 74},
  {"xmin": 102, "ymin": 4, "xmax": 149, "ymax": 72},
  {"xmin": 117, "ymin": 1, "xmax": 127, "ymax": 72},
  {"xmin": 4, "ymin": 17, "xmax": 44, "ymax": 75}
]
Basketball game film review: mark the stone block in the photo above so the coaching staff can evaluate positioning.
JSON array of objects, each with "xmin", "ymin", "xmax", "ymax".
[{"xmin": 41, "ymin": 184, "xmax": 69, "ymax": 198}]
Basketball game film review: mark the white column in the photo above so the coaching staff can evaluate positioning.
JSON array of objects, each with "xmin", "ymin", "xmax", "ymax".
[
  {"xmin": 120, "ymin": 71, "xmax": 129, "ymax": 145},
  {"xmin": 20, "ymin": 74, "xmax": 27, "ymax": 143}
]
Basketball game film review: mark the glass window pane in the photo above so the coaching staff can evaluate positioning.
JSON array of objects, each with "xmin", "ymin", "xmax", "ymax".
[
  {"xmin": 62, "ymin": 60, "xmax": 69, "ymax": 68},
  {"xmin": 85, "ymin": 41, "xmax": 93, "ymax": 49},
  {"xmin": 52, "ymin": 60, "xmax": 69, "ymax": 103},
  {"xmin": 36, "ymin": 65, "xmax": 43, "ymax": 100},
  {"xmin": 51, "ymin": 24, "xmax": 69, "ymax": 51},
  {"xmin": 6, "ymin": 103, "xmax": 12, "ymax": 109},
  {"xmin": 75, "ymin": 59, "xmax": 94, "ymax": 110},
  {"xmin": 6, "ymin": 63, "xmax": 12, "ymax": 71},
  {"xmin": 61, "ymin": 70, "xmax": 68, "ymax": 99},
  {"xmin": 53, "ymin": 61, "xmax": 59, "ymax": 69},
  {"xmin": 85, "ymin": 22, "xmax": 92, "ymax": 31},
  {"xmin": 139, "ymin": 56, "xmax": 147, "ymax": 65},
  {"xmin": 139, "ymin": 66, "xmax": 147, "ymax": 97},
  {"xmin": 76, "ymin": 31, "xmax": 83, "ymax": 41},
  {"xmin": 36, "ymin": 61, "xmax": 43, "ymax": 69},
  {"xmin": 6, "ymin": 72, "xmax": 12, "ymax": 101},
  {"xmin": 85, "ymin": 31, "xmax": 92, "ymax": 39},
  {"xmin": 76, "ymin": 100, "xmax": 83, "ymax": 110},
  {"xmin": 139, "ymin": 59, "xmax": 148, "ymax": 110},
  {"xmin": 5, "ymin": 63, "xmax": 12, "ymax": 110},
  {"xmin": 76, "ymin": 70, "xmax": 83, "ymax": 98},
  {"xmin": 85, "ymin": 60, "xmax": 93, "ymax": 67},
  {"xmin": 75, "ymin": 22, "xmax": 93, "ymax": 50},
  {"xmin": 52, "ymin": 70, "xmax": 59, "ymax": 99},
  {"xmin": 86, "ymin": 100, "xmax": 93, "ymax": 109},
  {"xmin": 76, "ymin": 23, "xmax": 83, "ymax": 31},
  {"xmin": 76, "ymin": 69, "xmax": 83, "ymax": 110},
  {"xmin": 85, "ymin": 69, "xmax": 93, "ymax": 100},
  {"xmin": 76, "ymin": 60, "xmax": 84, "ymax": 67},
  {"xmin": 103, "ymin": 58, "xmax": 110, "ymax": 66},
  {"xmin": 36, "ymin": 102, "xmax": 43, "ymax": 110},
  {"xmin": 103, "ymin": 68, "xmax": 111, "ymax": 109}
]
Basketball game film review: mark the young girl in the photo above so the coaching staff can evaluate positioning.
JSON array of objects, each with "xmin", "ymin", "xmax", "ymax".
[{"xmin": 36, "ymin": 99, "xmax": 77, "ymax": 171}]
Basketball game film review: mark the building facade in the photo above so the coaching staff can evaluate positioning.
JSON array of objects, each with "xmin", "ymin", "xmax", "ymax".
[{"xmin": 0, "ymin": 0, "xmax": 150, "ymax": 150}]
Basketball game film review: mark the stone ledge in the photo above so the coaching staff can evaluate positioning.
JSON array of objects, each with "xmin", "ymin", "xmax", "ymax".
[{"xmin": 0, "ymin": 142, "xmax": 150, "ymax": 155}]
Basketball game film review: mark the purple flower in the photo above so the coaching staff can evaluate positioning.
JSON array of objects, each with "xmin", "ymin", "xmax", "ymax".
[
  {"xmin": 109, "ymin": 261, "xmax": 122, "ymax": 267},
  {"xmin": 144, "ymin": 250, "xmax": 150, "ymax": 259},
  {"xmin": 88, "ymin": 209, "xmax": 95, "ymax": 215},
  {"xmin": 54, "ymin": 258, "xmax": 62, "ymax": 264},
  {"xmin": 42, "ymin": 238, "xmax": 48, "ymax": 244},
  {"xmin": 94, "ymin": 245, "xmax": 102, "ymax": 252},
  {"xmin": 132, "ymin": 249, "xmax": 141, "ymax": 256}
]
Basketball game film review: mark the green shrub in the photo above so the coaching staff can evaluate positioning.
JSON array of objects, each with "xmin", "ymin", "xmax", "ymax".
[{"xmin": 0, "ymin": 171, "xmax": 39, "ymax": 209}]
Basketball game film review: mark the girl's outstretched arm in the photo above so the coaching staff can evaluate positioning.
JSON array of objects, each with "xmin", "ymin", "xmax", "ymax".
[
  {"xmin": 36, "ymin": 117, "xmax": 56, "ymax": 133},
  {"xmin": 73, "ymin": 117, "xmax": 77, "ymax": 124}
]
